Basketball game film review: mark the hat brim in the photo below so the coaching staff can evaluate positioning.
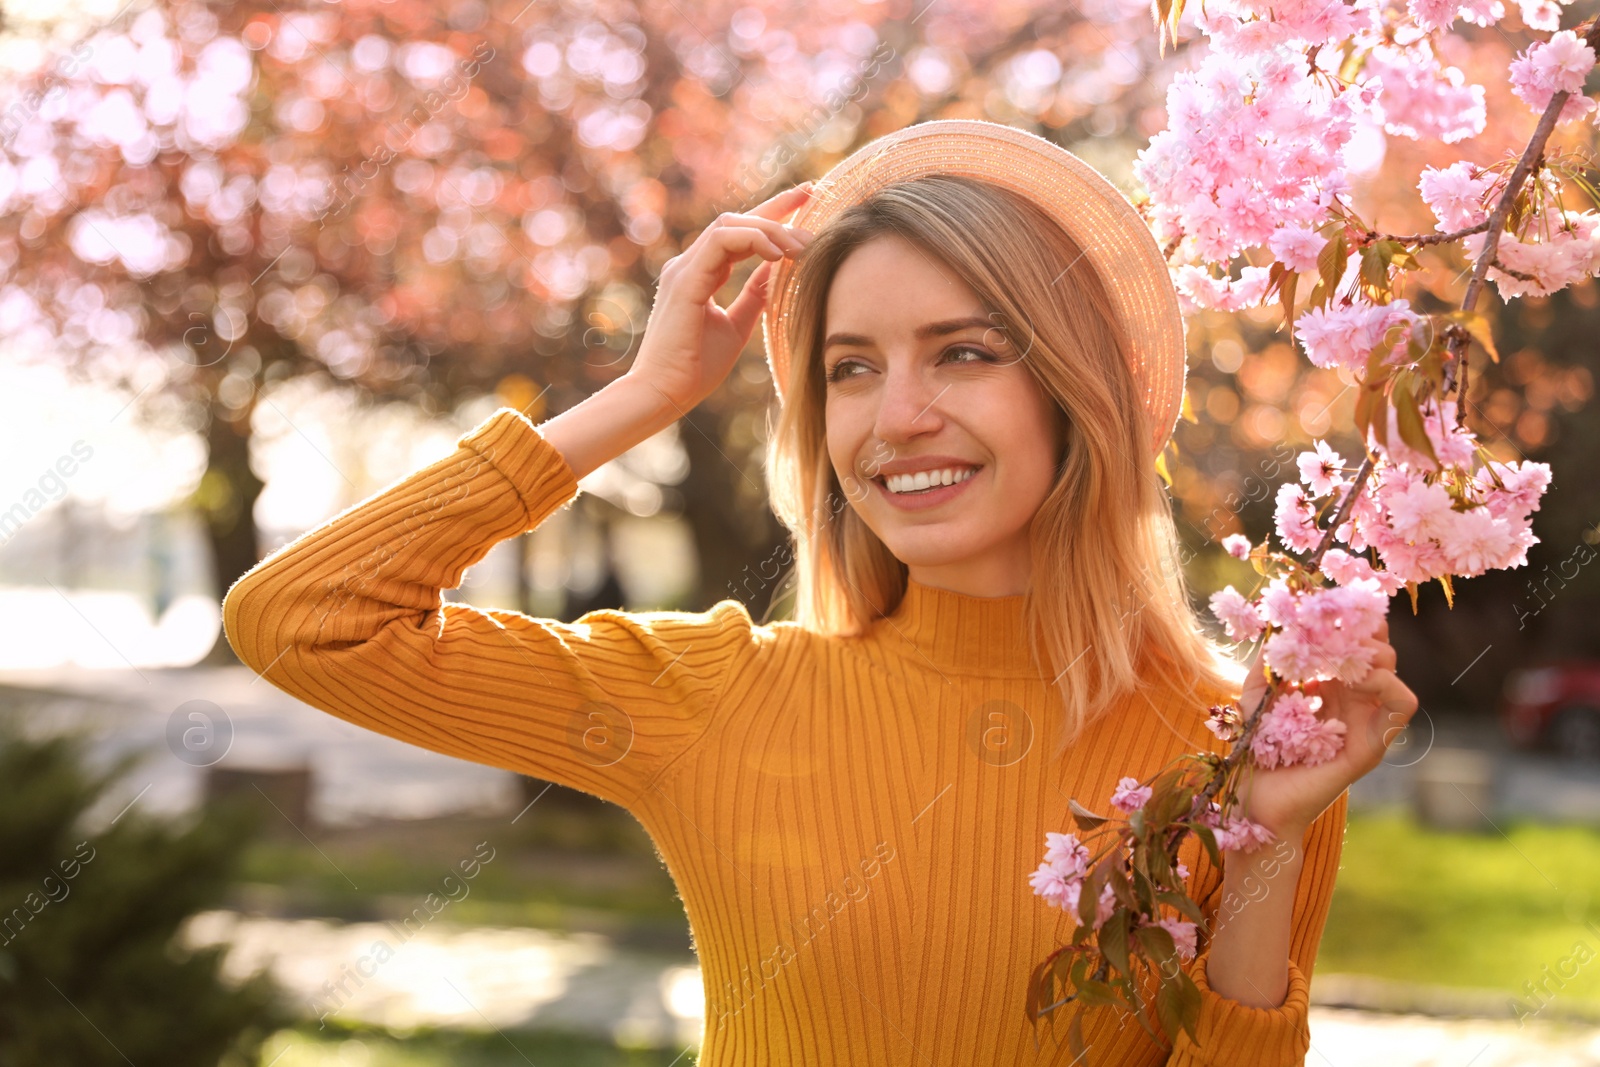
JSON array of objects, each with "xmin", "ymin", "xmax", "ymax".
[{"xmin": 760, "ymin": 118, "xmax": 1187, "ymax": 460}]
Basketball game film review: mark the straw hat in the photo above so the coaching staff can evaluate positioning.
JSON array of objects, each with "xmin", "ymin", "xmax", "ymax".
[{"xmin": 760, "ymin": 118, "xmax": 1188, "ymax": 460}]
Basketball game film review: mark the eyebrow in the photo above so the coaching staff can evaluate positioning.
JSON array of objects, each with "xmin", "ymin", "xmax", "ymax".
[{"xmin": 822, "ymin": 315, "xmax": 993, "ymax": 351}]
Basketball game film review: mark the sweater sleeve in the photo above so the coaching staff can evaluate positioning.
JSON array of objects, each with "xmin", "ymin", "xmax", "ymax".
[
  {"xmin": 1163, "ymin": 787, "xmax": 1349, "ymax": 1067},
  {"xmin": 221, "ymin": 405, "xmax": 758, "ymax": 811}
]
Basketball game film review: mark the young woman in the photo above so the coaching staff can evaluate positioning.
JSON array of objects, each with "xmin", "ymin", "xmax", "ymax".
[{"xmin": 224, "ymin": 123, "xmax": 1416, "ymax": 1066}]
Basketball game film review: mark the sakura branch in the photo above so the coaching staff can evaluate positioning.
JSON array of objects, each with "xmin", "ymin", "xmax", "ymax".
[{"xmin": 1026, "ymin": 3, "xmax": 1591, "ymax": 1059}]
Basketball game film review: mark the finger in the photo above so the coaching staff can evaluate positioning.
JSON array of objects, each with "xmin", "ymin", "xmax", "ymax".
[
  {"xmin": 744, "ymin": 181, "xmax": 816, "ymax": 221},
  {"xmin": 724, "ymin": 258, "xmax": 774, "ymax": 339},
  {"xmin": 675, "ymin": 226, "xmax": 793, "ymax": 305},
  {"xmin": 707, "ymin": 211, "xmax": 811, "ymax": 253}
]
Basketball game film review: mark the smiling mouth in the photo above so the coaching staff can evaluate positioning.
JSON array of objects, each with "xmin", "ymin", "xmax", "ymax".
[{"xmin": 876, "ymin": 467, "xmax": 972, "ymax": 495}]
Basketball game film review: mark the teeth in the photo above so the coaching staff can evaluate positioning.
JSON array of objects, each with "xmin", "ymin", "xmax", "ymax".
[{"xmin": 884, "ymin": 466, "xmax": 978, "ymax": 494}]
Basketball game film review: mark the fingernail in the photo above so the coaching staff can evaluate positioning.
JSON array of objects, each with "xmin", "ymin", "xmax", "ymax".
[{"xmin": 791, "ymin": 226, "xmax": 815, "ymax": 243}]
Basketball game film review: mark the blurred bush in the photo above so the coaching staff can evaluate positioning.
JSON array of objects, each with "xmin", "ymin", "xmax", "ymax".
[{"xmin": 0, "ymin": 724, "xmax": 290, "ymax": 1066}]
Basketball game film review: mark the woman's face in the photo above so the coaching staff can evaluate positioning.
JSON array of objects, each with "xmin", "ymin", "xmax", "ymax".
[{"xmin": 822, "ymin": 233, "xmax": 1067, "ymax": 597}]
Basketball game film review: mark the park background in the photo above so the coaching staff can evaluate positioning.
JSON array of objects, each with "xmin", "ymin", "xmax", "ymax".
[{"xmin": 0, "ymin": 0, "xmax": 1598, "ymax": 1063}]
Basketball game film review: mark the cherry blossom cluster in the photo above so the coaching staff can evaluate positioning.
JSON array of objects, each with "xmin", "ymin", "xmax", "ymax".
[
  {"xmin": 1136, "ymin": 0, "xmax": 1598, "ymax": 316},
  {"xmin": 1029, "ymin": 782, "xmax": 1200, "ymax": 961},
  {"xmin": 1204, "ymin": 395, "xmax": 1549, "ymax": 776}
]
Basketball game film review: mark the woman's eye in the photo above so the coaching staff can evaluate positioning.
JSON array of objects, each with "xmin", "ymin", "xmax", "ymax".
[
  {"xmin": 945, "ymin": 345, "xmax": 994, "ymax": 365},
  {"xmin": 826, "ymin": 346, "xmax": 993, "ymax": 384},
  {"xmin": 825, "ymin": 360, "xmax": 861, "ymax": 383}
]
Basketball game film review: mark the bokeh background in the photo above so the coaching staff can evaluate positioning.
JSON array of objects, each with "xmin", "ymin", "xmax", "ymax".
[{"xmin": 1, "ymin": 0, "xmax": 1598, "ymax": 1063}]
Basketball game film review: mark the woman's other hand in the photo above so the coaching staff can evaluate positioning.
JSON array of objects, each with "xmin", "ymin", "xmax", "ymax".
[
  {"xmin": 627, "ymin": 183, "xmax": 816, "ymax": 412},
  {"xmin": 1235, "ymin": 615, "xmax": 1420, "ymax": 841}
]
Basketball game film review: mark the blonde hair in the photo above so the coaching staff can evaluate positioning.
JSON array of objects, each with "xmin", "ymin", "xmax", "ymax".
[{"xmin": 761, "ymin": 174, "xmax": 1245, "ymax": 756}]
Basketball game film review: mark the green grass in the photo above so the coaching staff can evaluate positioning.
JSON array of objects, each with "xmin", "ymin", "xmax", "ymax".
[
  {"xmin": 233, "ymin": 808, "xmax": 693, "ymax": 935},
  {"xmin": 1320, "ymin": 808, "xmax": 1600, "ymax": 1005},
  {"xmin": 258, "ymin": 1024, "xmax": 697, "ymax": 1066}
]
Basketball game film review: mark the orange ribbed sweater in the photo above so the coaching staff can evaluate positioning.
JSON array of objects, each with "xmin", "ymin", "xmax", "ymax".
[{"xmin": 222, "ymin": 406, "xmax": 1347, "ymax": 1066}]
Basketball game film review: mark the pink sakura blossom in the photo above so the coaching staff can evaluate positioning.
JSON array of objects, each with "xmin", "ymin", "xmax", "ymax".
[
  {"xmin": 1364, "ymin": 41, "xmax": 1486, "ymax": 144},
  {"xmin": 1251, "ymin": 689, "xmax": 1348, "ymax": 769},
  {"xmin": 1293, "ymin": 298, "xmax": 1425, "ymax": 374},
  {"xmin": 1198, "ymin": 803, "xmax": 1278, "ymax": 852},
  {"xmin": 1111, "ymin": 777, "xmax": 1154, "ymax": 813},
  {"xmin": 1257, "ymin": 576, "xmax": 1389, "ymax": 683},
  {"xmin": 1516, "ymin": 0, "xmax": 1573, "ymax": 32},
  {"xmin": 1044, "ymin": 831, "xmax": 1091, "ymax": 877},
  {"xmin": 1408, "ymin": 0, "xmax": 1505, "ymax": 32},
  {"xmin": 1268, "ymin": 224, "xmax": 1325, "ymax": 273},
  {"xmin": 1028, "ymin": 861, "xmax": 1078, "ymax": 910},
  {"xmin": 1509, "ymin": 30, "xmax": 1597, "ymax": 124},
  {"xmin": 1209, "ymin": 585, "xmax": 1266, "ymax": 642},
  {"xmin": 1418, "ymin": 161, "xmax": 1494, "ymax": 232},
  {"xmin": 1031, "ymin": 831, "xmax": 1091, "ymax": 911},
  {"xmin": 1222, "ymin": 533, "xmax": 1253, "ymax": 560},
  {"xmin": 1157, "ymin": 917, "xmax": 1200, "ymax": 961},
  {"xmin": 1298, "ymin": 440, "xmax": 1346, "ymax": 497},
  {"xmin": 1474, "ymin": 460, "xmax": 1554, "ymax": 520},
  {"xmin": 1173, "ymin": 264, "xmax": 1274, "ymax": 314},
  {"xmin": 1193, "ymin": 0, "xmax": 1379, "ymax": 54},
  {"xmin": 1274, "ymin": 482, "xmax": 1324, "ymax": 553},
  {"xmin": 1134, "ymin": 49, "xmax": 1360, "ymax": 266},
  {"xmin": 1214, "ymin": 816, "xmax": 1278, "ymax": 852},
  {"xmin": 1452, "ymin": 504, "xmax": 1538, "ymax": 574},
  {"xmin": 1095, "ymin": 882, "xmax": 1117, "ymax": 926},
  {"xmin": 1320, "ymin": 547, "xmax": 1406, "ymax": 595},
  {"xmin": 1461, "ymin": 211, "xmax": 1600, "ymax": 299},
  {"xmin": 1206, "ymin": 702, "xmax": 1244, "ymax": 741},
  {"xmin": 1382, "ymin": 468, "xmax": 1457, "ymax": 542}
]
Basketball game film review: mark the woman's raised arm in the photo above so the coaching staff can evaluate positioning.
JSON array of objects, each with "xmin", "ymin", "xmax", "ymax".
[{"xmin": 221, "ymin": 403, "xmax": 764, "ymax": 810}]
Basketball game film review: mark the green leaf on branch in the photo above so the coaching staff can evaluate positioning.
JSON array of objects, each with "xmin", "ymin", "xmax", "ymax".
[
  {"xmin": 1098, "ymin": 909, "xmax": 1132, "ymax": 976},
  {"xmin": 1135, "ymin": 923, "xmax": 1180, "ymax": 971},
  {"xmin": 1445, "ymin": 308, "xmax": 1500, "ymax": 364},
  {"xmin": 1317, "ymin": 230, "xmax": 1348, "ymax": 299},
  {"xmin": 1080, "ymin": 857, "xmax": 1111, "ymax": 929},
  {"xmin": 1193, "ymin": 824, "xmax": 1223, "ymax": 869},
  {"xmin": 1359, "ymin": 244, "xmax": 1389, "ymax": 300},
  {"xmin": 1157, "ymin": 890, "xmax": 1208, "ymax": 926},
  {"xmin": 1078, "ymin": 977, "xmax": 1123, "ymax": 1008},
  {"xmin": 1393, "ymin": 371, "xmax": 1440, "ymax": 468},
  {"xmin": 1156, "ymin": 971, "xmax": 1203, "ymax": 1045},
  {"xmin": 1069, "ymin": 798, "xmax": 1110, "ymax": 832}
]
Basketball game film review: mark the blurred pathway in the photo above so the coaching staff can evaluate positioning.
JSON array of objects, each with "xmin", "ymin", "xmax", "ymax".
[
  {"xmin": 0, "ymin": 665, "xmax": 523, "ymax": 829},
  {"xmin": 180, "ymin": 910, "xmax": 1600, "ymax": 1063}
]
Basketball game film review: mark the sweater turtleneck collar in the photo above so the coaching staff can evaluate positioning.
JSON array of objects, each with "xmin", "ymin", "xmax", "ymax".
[{"xmin": 872, "ymin": 577, "xmax": 1045, "ymax": 677}]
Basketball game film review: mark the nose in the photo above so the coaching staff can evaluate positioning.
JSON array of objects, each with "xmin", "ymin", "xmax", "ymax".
[{"xmin": 871, "ymin": 357, "xmax": 949, "ymax": 447}]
